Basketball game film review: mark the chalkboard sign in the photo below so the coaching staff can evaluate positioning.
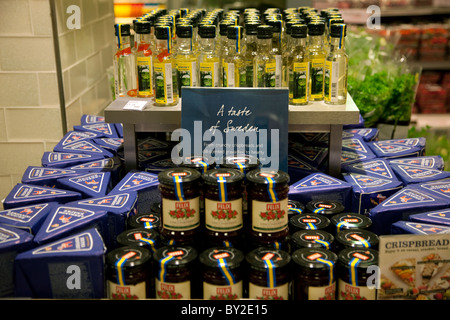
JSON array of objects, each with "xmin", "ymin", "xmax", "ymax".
[{"xmin": 177, "ymin": 87, "xmax": 289, "ymax": 172}]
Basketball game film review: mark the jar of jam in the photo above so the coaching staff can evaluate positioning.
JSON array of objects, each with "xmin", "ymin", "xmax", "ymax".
[
  {"xmin": 106, "ymin": 246, "xmax": 152, "ymax": 300},
  {"xmin": 202, "ymin": 168, "xmax": 245, "ymax": 244},
  {"xmin": 335, "ymin": 229, "xmax": 379, "ymax": 252},
  {"xmin": 292, "ymin": 248, "xmax": 338, "ymax": 300},
  {"xmin": 158, "ymin": 168, "xmax": 201, "ymax": 244},
  {"xmin": 289, "ymin": 213, "xmax": 331, "ymax": 233},
  {"xmin": 245, "ymin": 247, "xmax": 291, "ymax": 300},
  {"xmin": 290, "ymin": 229, "xmax": 335, "ymax": 252},
  {"xmin": 153, "ymin": 245, "xmax": 199, "ymax": 300},
  {"xmin": 246, "ymin": 169, "xmax": 290, "ymax": 247},
  {"xmin": 337, "ymin": 248, "xmax": 378, "ymax": 300},
  {"xmin": 330, "ymin": 213, "xmax": 372, "ymax": 234},
  {"xmin": 116, "ymin": 228, "xmax": 160, "ymax": 253},
  {"xmin": 199, "ymin": 247, "xmax": 244, "ymax": 300},
  {"xmin": 181, "ymin": 155, "xmax": 215, "ymax": 174},
  {"xmin": 127, "ymin": 212, "xmax": 161, "ymax": 230},
  {"xmin": 306, "ymin": 200, "xmax": 344, "ymax": 218}
]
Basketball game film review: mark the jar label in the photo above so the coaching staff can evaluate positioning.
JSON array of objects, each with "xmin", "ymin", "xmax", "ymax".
[
  {"xmin": 308, "ymin": 282, "xmax": 336, "ymax": 300},
  {"xmin": 154, "ymin": 62, "xmax": 175, "ymax": 104},
  {"xmin": 338, "ymin": 279, "xmax": 376, "ymax": 300},
  {"xmin": 203, "ymin": 281, "xmax": 242, "ymax": 300},
  {"xmin": 162, "ymin": 197, "xmax": 200, "ymax": 231},
  {"xmin": 137, "ymin": 56, "xmax": 153, "ymax": 96},
  {"xmin": 176, "ymin": 61, "xmax": 197, "ymax": 87},
  {"xmin": 205, "ymin": 198, "xmax": 243, "ymax": 232},
  {"xmin": 248, "ymin": 282, "xmax": 289, "ymax": 300},
  {"xmin": 264, "ymin": 62, "xmax": 276, "ymax": 88},
  {"xmin": 251, "ymin": 198, "xmax": 288, "ymax": 233},
  {"xmin": 324, "ymin": 60, "xmax": 339, "ymax": 103},
  {"xmin": 222, "ymin": 62, "xmax": 235, "ymax": 87},
  {"xmin": 310, "ymin": 58, "xmax": 324, "ymax": 99},
  {"xmin": 107, "ymin": 280, "xmax": 147, "ymax": 300},
  {"xmin": 199, "ymin": 62, "xmax": 219, "ymax": 87},
  {"xmin": 155, "ymin": 279, "xmax": 190, "ymax": 300},
  {"xmin": 292, "ymin": 62, "xmax": 309, "ymax": 104}
]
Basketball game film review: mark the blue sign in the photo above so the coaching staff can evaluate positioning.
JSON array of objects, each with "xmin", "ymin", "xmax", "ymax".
[{"xmin": 179, "ymin": 87, "xmax": 289, "ymax": 173}]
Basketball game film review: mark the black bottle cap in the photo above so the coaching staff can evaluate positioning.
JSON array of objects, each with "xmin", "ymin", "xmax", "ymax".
[
  {"xmin": 157, "ymin": 167, "xmax": 201, "ymax": 186},
  {"xmin": 134, "ymin": 20, "xmax": 151, "ymax": 34},
  {"xmin": 114, "ymin": 24, "xmax": 131, "ymax": 36},
  {"xmin": 291, "ymin": 248, "xmax": 338, "ymax": 270},
  {"xmin": 144, "ymin": 14, "xmax": 157, "ymax": 25},
  {"xmin": 153, "ymin": 246, "xmax": 198, "ymax": 267},
  {"xmin": 330, "ymin": 23, "xmax": 347, "ymax": 38},
  {"xmin": 176, "ymin": 24, "xmax": 193, "ymax": 38},
  {"xmin": 106, "ymin": 246, "xmax": 152, "ymax": 268},
  {"xmin": 154, "ymin": 25, "xmax": 172, "ymax": 39},
  {"xmin": 256, "ymin": 25, "xmax": 273, "ymax": 39},
  {"xmin": 245, "ymin": 21, "xmax": 261, "ymax": 35},
  {"xmin": 198, "ymin": 23, "xmax": 216, "ymax": 38},
  {"xmin": 291, "ymin": 229, "xmax": 335, "ymax": 250},
  {"xmin": 227, "ymin": 25, "xmax": 243, "ymax": 40},
  {"xmin": 246, "ymin": 169, "xmax": 290, "ymax": 186},
  {"xmin": 245, "ymin": 247, "xmax": 291, "ymax": 271},
  {"xmin": 199, "ymin": 247, "xmax": 244, "ymax": 269},
  {"xmin": 291, "ymin": 24, "xmax": 308, "ymax": 38},
  {"xmin": 202, "ymin": 168, "xmax": 245, "ymax": 187},
  {"xmin": 266, "ymin": 19, "xmax": 282, "ymax": 33},
  {"xmin": 308, "ymin": 21, "xmax": 325, "ymax": 35},
  {"xmin": 219, "ymin": 20, "xmax": 234, "ymax": 35}
]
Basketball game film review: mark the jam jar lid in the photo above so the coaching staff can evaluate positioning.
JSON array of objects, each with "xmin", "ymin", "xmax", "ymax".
[
  {"xmin": 221, "ymin": 155, "xmax": 260, "ymax": 172},
  {"xmin": 202, "ymin": 168, "xmax": 245, "ymax": 186},
  {"xmin": 245, "ymin": 247, "xmax": 291, "ymax": 271},
  {"xmin": 306, "ymin": 200, "xmax": 344, "ymax": 215},
  {"xmin": 116, "ymin": 228, "xmax": 159, "ymax": 247},
  {"xmin": 335, "ymin": 229, "xmax": 379, "ymax": 249},
  {"xmin": 158, "ymin": 167, "xmax": 201, "ymax": 186},
  {"xmin": 288, "ymin": 199, "xmax": 305, "ymax": 215},
  {"xmin": 150, "ymin": 201, "xmax": 161, "ymax": 214},
  {"xmin": 153, "ymin": 245, "xmax": 198, "ymax": 267},
  {"xmin": 338, "ymin": 248, "xmax": 378, "ymax": 270},
  {"xmin": 291, "ymin": 229, "xmax": 335, "ymax": 250},
  {"xmin": 289, "ymin": 213, "xmax": 331, "ymax": 230},
  {"xmin": 127, "ymin": 212, "xmax": 161, "ymax": 229},
  {"xmin": 291, "ymin": 248, "xmax": 338, "ymax": 270},
  {"xmin": 181, "ymin": 155, "xmax": 215, "ymax": 171},
  {"xmin": 199, "ymin": 247, "xmax": 244, "ymax": 269},
  {"xmin": 106, "ymin": 246, "xmax": 152, "ymax": 269},
  {"xmin": 331, "ymin": 213, "xmax": 372, "ymax": 231},
  {"xmin": 246, "ymin": 169, "xmax": 290, "ymax": 186}
]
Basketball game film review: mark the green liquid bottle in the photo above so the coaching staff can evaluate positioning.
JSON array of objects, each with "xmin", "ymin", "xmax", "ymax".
[
  {"xmin": 267, "ymin": 19, "xmax": 283, "ymax": 88},
  {"xmin": 175, "ymin": 24, "xmax": 197, "ymax": 97},
  {"xmin": 113, "ymin": 24, "xmax": 137, "ymax": 98},
  {"xmin": 308, "ymin": 22, "xmax": 326, "ymax": 101},
  {"xmin": 135, "ymin": 20, "xmax": 154, "ymax": 98},
  {"xmin": 222, "ymin": 26, "xmax": 246, "ymax": 87},
  {"xmin": 254, "ymin": 25, "xmax": 277, "ymax": 88},
  {"xmin": 288, "ymin": 24, "xmax": 309, "ymax": 105},
  {"xmin": 197, "ymin": 24, "xmax": 220, "ymax": 88},
  {"xmin": 243, "ymin": 21, "xmax": 260, "ymax": 87}
]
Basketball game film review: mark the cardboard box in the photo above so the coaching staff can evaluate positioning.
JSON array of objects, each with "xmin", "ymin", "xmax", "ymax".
[
  {"xmin": 41, "ymin": 152, "xmax": 106, "ymax": 168},
  {"xmin": 391, "ymin": 221, "xmax": 450, "ymax": 234},
  {"xmin": 56, "ymin": 172, "xmax": 112, "ymax": 198},
  {"xmin": 409, "ymin": 209, "xmax": 450, "ymax": 227},
  {"xmin": 54, "ymin": 139, "xmax": 115, "ymax": 158},
  {"xmin": 388, "ymin": 156, "xmax": 445, "ymax": 170},
  {"xmin": 21, "ymin": 166, "xmax": 82, "ymax": 188},
  {"xmin": 390, "ymin": 164, "xmax": 450, "ymax": 185},
  {"xmin": 73, "ymin": 123, "xmax": 119, "ymax": 139},
  {"xmin": 367, "ymin": 138, "xmax": 426, "ymax": 159},
  {"xmin": 342, "ymin": 158, "xmax": 399, "ymax": 181}
]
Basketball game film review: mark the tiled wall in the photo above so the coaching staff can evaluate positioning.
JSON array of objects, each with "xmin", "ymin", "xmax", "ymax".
[{"xmin": 0, "ymin": 0, "xmax": 115, "ymax": 207}]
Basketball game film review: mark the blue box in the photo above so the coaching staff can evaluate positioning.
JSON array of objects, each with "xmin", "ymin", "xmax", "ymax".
[
  {"xmin": 388, "ymin": 155, "xmax": 445, "ymax": 170},
  {"xmin": 54, "ymin": 139, "xmax": 115, "ymax": 158},
  {"xmin": 93, "ymin": 138, "xmax": 124, "ymax": 155},
  {"xmin": 289, "ymin": 173, "xmax": 353, "ymax": 211},
  {"xmin": 0, "ymin": 202, "xmax": 57, "ymax": 235},
  {"xmin": 391, "ymin": 220, "xmax": 450, "ymax": 234},
  {"xmin": 67, "ymin": 156, "xmax": 123, "ymax": 186},
  {"xmin": 3, "ymin": 184, "xmax": 82, "ymax": 210},
  {"xmin": 409, "ymin": 178, "xmax": 450, "ymax": 202},
  {"xmin": 56, "ymin": 171, "xmax": 112, "ymax": 198},
  {"xmin": 287, "ymin": 153, "xmax": 320, "ymax": 184},
  {"xmin": 342, "ymin": 128, "xmax": 378, "ymax": 142},
  {"xmin": 342, "ymin": 158, "xmax": 399, "ymax": 181},
  {"xmin": 341, "ymin": 147, "xmax": 377, "ymax": 167},
  {"xmin": 55, "ymin": 130, "xmax": 103, "ymax": 149},
  {"xmin": 80, "ymin": 114, "xmax": 105, "ymax": 125},
  {"xmin": 390, "ymin": 163, "xmax": 450, "ymax": 185},
  {"xmin": 73, "ymin": 123, "xmax": 119, "ymax": 139},
  {"xmin": 41, "ymin": 152, "xmax": 106, "ymax": 168},
  {"xmin": 21, "ymin": 166, "xmax": 82, "ymax": 188},
  {"xmin": 367, "ymin": 138, "xmax": 426, "ymax": 159},
  {"xmin": 409, "ymin": 209, "xmax": 450, "ymax": 227},
  {"xmin": 289, "ymin": 143, "xmax": 328, "ymax": 168},
  {"xmin": 14, "ymin": 228, "xmax": 106, "ymax": 298}
]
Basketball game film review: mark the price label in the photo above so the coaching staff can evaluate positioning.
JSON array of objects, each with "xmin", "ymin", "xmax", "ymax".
[{"xmin": 123, "ymin": 100, "xmax": 148, "ymax": 111}]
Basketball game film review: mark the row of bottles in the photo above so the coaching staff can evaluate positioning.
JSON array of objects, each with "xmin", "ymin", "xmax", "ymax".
[{"xmin": 113, "ymin": 6, "xmax": 348, "ymax": 106}]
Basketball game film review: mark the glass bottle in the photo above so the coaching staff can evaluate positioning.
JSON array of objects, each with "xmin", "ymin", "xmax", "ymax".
[
  {"xmin": 253, "ymin": 25, "xmax": 276, "ymax": 88},
  {"xmin": 197, "ymin": 24, "xmax": 220, "ymax": 88},
  {"xmin": 324, "ymin": 23, "xmax": 348, "ymax": 105},
  {"xmin": 266, "ymin": 19, "xmax": 283, "ymax": 88},
  {"xmin": 243, "ymin": 21, "xmax": 260, "ymax": 87},
  {"xmin": 113, "ymin": 24, "xmax": 137, "ymax": 98},
  {"xmin": 153, "ymin": 25, "xmax": 179, "ymax": 106},
  {"xmin": 175, "ymin": 24, "xmax": 197, "ymax": 98},
  {"xmin": 134, "ymin": 20, "xmax": 154, "ymax": 98},
  {"xmin": 222, "ymin": 26, "xmax": 246, "ymax": 88},
  {"xmin": 288, "ymin": 24, "xmax": 309, "ymax": 105},
  {"xmin": 308, "ymin": 22, "xmax": 326, "ymax": 101}
]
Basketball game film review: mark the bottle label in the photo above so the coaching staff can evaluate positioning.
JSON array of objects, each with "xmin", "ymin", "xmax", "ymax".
[
  {"xmin": 310, "ymin": 58, "xmax": 325, "ymax": 99},
  {"xmin": 200, "ymin": 62, "xmax": 219, "ymax": 87},
  {"xmin": 162, "ymin": 197, "xmax": 200, "ymax": 231},
  {"xmin": 154, "ymin": 62, "xmax": 174, "ymax": 104},
  {"xmin": 251, "ymin": 198, "xmax": 288, "ymax": 233},
  {"xmin": 222, "ymin": 62, "xmax": 235, "ymax": 87},
  {"xmin": 107, "ymin": 280, "xmax": 147, "ymax": 300},
  {"xmin": 203, "ymin": 281, "xmax": 242, "ymax": 300},
  {"xmin": 264, "ymin": 62, "xmax": 277, "ymax": 87},
  {"xmin": 308, "ymin": 282, "xmax": 336, "ymax": 300},
  {"xmin": 177, "ymin": 61, "xmax": 197, "ymax": 87},
  {"xmin": 137, "ymin": 57, "xmax": 153, "ymax": 96},
  {"xmin": 324, "ymin": 61, "xmax": 339, "ymax": 103},
  {"xmin": 245, "ymin": 64, "xmax": 253, "ymax": 87},
  {"xmin": 155, "ymin": 279, "xmax": 190, "ymax": 300},
  {"xmin": 338, "ymin": 279, "xmax": 376, "ymax": 300},
  {"xmin": 275, "ymin": 55, "xmax": 282, "ymax": 87},
  {"xmin": 205, "ymin": 198, "xmax": 243, "ymax": 232},
  {"xmin": 292, "ymin": 62, "xmax": 309, "ymax": 104},
  {"xmin": 249, "ymin": 282, "xmax": 289, "ymax": 300}
]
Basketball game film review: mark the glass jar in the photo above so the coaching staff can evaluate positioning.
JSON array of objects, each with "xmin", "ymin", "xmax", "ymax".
[
  {"xmin": 246, "ymin": 169, "xmax": 290, "ymax": 248},
  {"xmin": 153, "ymin": 245, "xmax": 198, "ymax": 300},
  {"xmin": 288, "ymin": 199, "xmax": 305, "ymax": 218},
  {"xmin": 290, "ymin": 229, "xmax": 335, "ymax": 252},
  {"xmin": 127, "ymin": 212, "xmax": 161, "ymax": 230},
  {"xmin": 246, "ymin": 247, "xmax": 291, "ymax": 300},
  {"xmin": 106, "ymin": 246, "xmax": 152, "ymax": 300},
  {"xmin": 289, "ymin": 213, "xmax": 331, "ymax": 233},
  {"xmin": 181, "ymin": 155, "xmax": 215, "ymax": 174},
  {"xmin": 335, "ymin": 229, "xmax": 379, "ymax": 252},
  {"xmin": 200, "ymin": 247, "xmax": 244, "ymax": 300},
  {"xmin": 292, "ymin": 248, "xmax": 338, "ymax": 300},
  {"xmin": 330, "ymin": 213, "xmax": 372, "ymax": 234},
  {"xmin": 158, "ymin": 167, "xmax": 201, "ymax": 244},
  {"xmin": 202, "ymin": 168, "xmax": 245, "ymax": 245},
  {"xmin": 116, "ymin": 227, "xmax": 160, "ymax": 254},
  {"xmin": 337, "ymin": 248, "xmax": 378, "ymax": 300},
  {"xmin": 306, "ymin": 199, "xmax": 344, "ymax": 218}
]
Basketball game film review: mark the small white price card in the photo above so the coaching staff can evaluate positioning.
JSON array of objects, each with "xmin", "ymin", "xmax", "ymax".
[{"xmin": 123, "ymin": 100, "xmax": 148, "ymax": 111}]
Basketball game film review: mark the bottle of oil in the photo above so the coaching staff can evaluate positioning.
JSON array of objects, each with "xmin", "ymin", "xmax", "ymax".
[
  {"xmin": 324, "ymin": 23, "xmax": 348, "ymax": 105},
  {"xmin": 254, "ymin": 25, "xmax": 276, "ymax": 88},
  {"xmin": 153, "ymin": 25, "xmax": 179, "ymax": 106},
  {"xmin": 242, "ymin": 21, "xmax": 260, "ymax": 87},
  {"xmin": 266, "ymin": 19, "xmax": 283, "ymax": 88},
  {"xmin": 308, "ymin": 22, "xmax": 326, "ymax": 101},
  {"xmin": 113, "ymin": 24, "xmax": 137, "ymax": 98},
  {"xmin": 175, "ymin": 24, "xmax": 197, "ymax": 97},
  {"xmin": 135, "ymin": 20, "xmax": 154, "ymax": 98},
  {"xmin": 222, "ymin": 26, "xmax": 246, "ymax": 87},
  {"xmin": 197, "ymin": 24, "xmax": 220, "ymax": 88},
  {"xmin": 288, "ymin": 24, "xmax": 309, "ymax": 105}
]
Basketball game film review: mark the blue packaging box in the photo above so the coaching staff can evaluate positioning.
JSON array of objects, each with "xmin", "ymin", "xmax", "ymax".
[
  {"xmin": 137, "ymin": 136, "xmax": 172, "ymax": 151},
  {"xmin": 289, "ymin": 144, "xmax": 328, "ymax": 168},
  {"xmin": 57, "ymin": 171, "xmax": 112, "ymax": 198},
  {"xmin": 0, "ymin": 225, "xmax": 34, "ymax": 297},
  {"xmin": 55, "ymin": 130, "xmax": 103, "ymax": 149},
  {"xmin": 3, "ymin": 184, "xmax": 82, "ymax": 210},
  {"xmin": 368, "ymin": 186, "xmax": 450, "ymax": 235},
  {"xmin": 80, "ymin": 114, "xmax": 104, "ymax": 125},
  {"xmin": 367, "ymin": 138, "xmax": 426, "ymax": 159},
  {"xmin": 342, "ymin": 173, "xmax": 403, "ymax": 215},
  {"xmin": 391, "ymin": 221, "xmax": 450, "ymax": 235},
  {"xmin": 41, "ymin": 152, "xmax": 106, "ymax": 168},
  {"xmin": 73, "ymin": 123, "xmax": 119, "ymax": 139},
  {"xmin": 390, "ymin": 163, "xmax": 450, "ymax": 185},
  {"xmin": 14, "ymin": 228, "xmax": 106, "ymax": 299},
  {"xmin": 409, "ymin": 178, "xmax": 450, "ymax": 203},
  {"xmin": 342, "ymin": 128, "xmax": 378, "ymax": 142},
  {"xmin": 54, "ymin": 139, "xmax": 115, "ymax": 158},
  {"xmin": 388, "ymin": 155, "xmax": 445, "ymax": 170},
  {"xmin": 141, "ymin": 158, "xmax": 178, "ymax": 175},
  {"xmin": 341, "ymin": 146, "xmax": 377, "ymax": 167},
  {"xmin": 33, "ymin": 205, "xmax": 110, "ymax": 248},
  {"xmin": 289, "ymin": 173, "xmax": 353, "ymax": 211},
  {"xmin": 67, "ymin": 156, "xmax": 123, "ymax": 186},
  {"xmin": 342, "ymin": 158, "xmax": 399, "ymax": 181},
  {"xmin": 287, "ymin": 154, "xmax": 320, "ymax": 184},
  {"xmin": 93, "ymin": 138, "xmax": 124, "ymax": 155},
  {"xmin": 21, "ymin": 166, "xmax": 82, "ymax": 188},
  {"xmin": 138, "ymin": 150, "xmax": 170, "ymax": 166},
  {"xmin": 115, "ymin": 123, "xmax": 123, "ymax": 138},
  {"xmin": 409, "ymin": 209, "xmax": 450, "ymax": 227},
  {"xmin": 0, "ymin": 202, "xmax": 57, "ymax": 235}
]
